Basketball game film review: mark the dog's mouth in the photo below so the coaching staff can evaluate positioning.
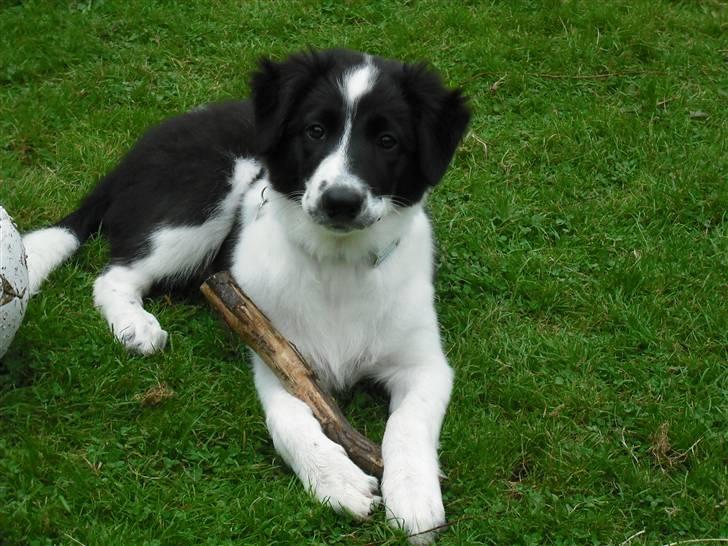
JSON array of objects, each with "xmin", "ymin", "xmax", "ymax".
[
  {"xmin": 327, "ymin": 223, "xmax": 360, "ymax": 233},
  {"xmin": 309, "ymin": 213, "xmax": 378, "ymax": 234}
]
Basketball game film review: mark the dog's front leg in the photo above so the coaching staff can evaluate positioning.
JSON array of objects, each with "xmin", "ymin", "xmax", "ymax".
[
  {"xmin": 380, "ymin": 343, "xmax": 454, "ymax": 544},
  {"xmin": 252, "ymin": 355, "xmax": 380, "ymax": 518}
]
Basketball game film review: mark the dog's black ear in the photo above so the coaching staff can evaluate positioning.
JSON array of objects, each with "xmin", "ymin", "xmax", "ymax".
[
  {"xmin": 400, "ymin": 64, "xmax": 470, "ymax": 187},
  {"xmin": 250, "ymin": 59, "xmax": 285, "ymax": 154},
  {"xmin": 251, "ymin": 52, "xmax": 329, "ymax": 155}
]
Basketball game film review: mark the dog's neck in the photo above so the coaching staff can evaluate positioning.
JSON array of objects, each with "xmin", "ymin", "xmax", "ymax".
[{"xmin": 263, "ymin": 188, "xmax": 419, "ymax": 268}]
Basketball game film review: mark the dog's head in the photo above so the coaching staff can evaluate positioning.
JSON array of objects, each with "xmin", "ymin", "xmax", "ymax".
[{"xmin": 251, "ymin": 49, "xmax": 470, "ymax": 233}]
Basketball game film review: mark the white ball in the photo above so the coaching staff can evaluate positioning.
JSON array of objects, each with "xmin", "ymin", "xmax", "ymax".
[{"xmin": 0, "ymin": 206, "xmax": 29, "ymax": 359}]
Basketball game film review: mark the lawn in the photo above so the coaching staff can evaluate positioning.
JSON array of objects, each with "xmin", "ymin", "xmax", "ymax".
[{"xmin": 1, "ymin": 1, "xmax": 726, "ymax": 544}]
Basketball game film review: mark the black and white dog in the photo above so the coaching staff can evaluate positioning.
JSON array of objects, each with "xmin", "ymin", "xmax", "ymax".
[{"xmin": 22, "ymin": 49, "xmax": 469, "ymax": 543}]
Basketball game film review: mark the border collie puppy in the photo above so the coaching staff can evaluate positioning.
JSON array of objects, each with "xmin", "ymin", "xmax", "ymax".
[{"xmin": 22, "ymin": 49, "xmax": 470, "ymax": 543}]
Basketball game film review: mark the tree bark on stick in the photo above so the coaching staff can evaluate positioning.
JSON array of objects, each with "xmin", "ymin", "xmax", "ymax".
[{"xmin": 201, "ymin": 271, "xmax": 384, "ymax": 479}]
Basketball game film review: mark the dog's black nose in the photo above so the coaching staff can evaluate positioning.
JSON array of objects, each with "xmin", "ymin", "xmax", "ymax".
[{"xmin": 320, "ymin": 186, "xmax": 364, "ymax": 223}]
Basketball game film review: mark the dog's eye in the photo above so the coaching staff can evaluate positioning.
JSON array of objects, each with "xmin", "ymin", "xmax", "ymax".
[
  {"xmin": 378, "ymin": 134, "xmax": 397, "ymax": 150},
  {"xmin": 306, "ymin": 124, "xmax": 326, "ymax": 140}
]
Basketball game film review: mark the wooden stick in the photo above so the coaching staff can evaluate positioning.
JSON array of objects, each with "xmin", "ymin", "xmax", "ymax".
[{"xmin": 201, "ymin": 271, "xmax": 384, "ymax": 479}]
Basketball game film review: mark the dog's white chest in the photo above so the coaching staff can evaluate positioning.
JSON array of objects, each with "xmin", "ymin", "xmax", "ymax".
[
  {"xmin": 228, "ymin": 180, "xmax": 436, "ymax": 391},
  {"xmin": 231, "ymin": 222, "xmax": 394, "ymax": 391}
]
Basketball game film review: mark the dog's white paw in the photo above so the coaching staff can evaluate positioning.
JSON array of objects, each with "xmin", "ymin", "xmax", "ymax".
[
  {"xmin": 307, "ymin": 444, "xmax": 380, "ymax": 520},
  {"xmin": 111, "ymin": 310, "xmax": 168, "ymax": 354},
  {"xmin": 383, "ymin": 470, "xmax": 445, "ymax": 544}
]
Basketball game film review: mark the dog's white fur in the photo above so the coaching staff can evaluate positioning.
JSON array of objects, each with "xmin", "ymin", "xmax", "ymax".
[
  {"xmin": 23, "ymin": 226, "xmax": 79, "ymax": 295},
  {"xmin": 233, "ymin": 178, "xmax": 452, "ymax": 541},
  {"xmin": 226, "ymin": 64, "xmax": 452, "ymax": 541}
]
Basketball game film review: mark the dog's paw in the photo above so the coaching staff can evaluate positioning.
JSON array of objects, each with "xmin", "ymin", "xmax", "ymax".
[
  {"xmin": 111, "ymin": 310, "xmax": 168, "ymax": 354},
  {"xmin": 383, "ymin": 471, "xmax": 445, "ymax": 544},
  {"xmin": 307, "ymin": 444, "xmax": 380, "ymax": 520}
]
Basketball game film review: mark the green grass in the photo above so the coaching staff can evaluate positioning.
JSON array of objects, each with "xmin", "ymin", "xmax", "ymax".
[{"xmin": 1, "ymin": 1, "xmax": 726, "ymax": 544}]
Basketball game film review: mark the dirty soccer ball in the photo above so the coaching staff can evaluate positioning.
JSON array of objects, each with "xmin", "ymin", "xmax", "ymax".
[{"xmin": 0, "ymin": 206, "xmax": 29, "ymax": 359}]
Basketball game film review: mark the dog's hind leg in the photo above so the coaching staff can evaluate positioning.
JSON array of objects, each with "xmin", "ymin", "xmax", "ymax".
[
  {"xmin": 92, "ymin": 158, "xmax": 262, "ymax": 354},
  {"xmin": 93, "ymin": 264, "xmax": 167, "ymax": 355},
  {"xmin": 94, "ymin": 200, "xmax": 248, "ymax": 354},
  {"xmin": 94, "ymin": 213, "xmax": 248, "ymax": 354}
]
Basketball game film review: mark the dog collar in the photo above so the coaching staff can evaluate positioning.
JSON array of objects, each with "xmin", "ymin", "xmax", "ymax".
[
  {"xmin": 369, "ymin": 238, "xmax": 400, "ymax": 268},
  {"xmin": 254, "ymin": 185, "xmax": 269, "ymax": 221}
]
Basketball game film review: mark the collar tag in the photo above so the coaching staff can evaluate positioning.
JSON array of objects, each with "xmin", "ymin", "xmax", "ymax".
[
  {"xmin": 370, "ymin": 239, "xmax": 400, "ymax": 268},
  {"xmin": 255, "ymin": 185, "xmax": 269, "ymax": 221}
]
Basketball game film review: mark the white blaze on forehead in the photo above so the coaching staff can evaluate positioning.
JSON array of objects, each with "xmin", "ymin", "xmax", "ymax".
[
  {"xmin": 341, "ymin": 58, "xmax": 378, "ymax": 107},
  {"xmin": 335, "ymin": 58, "xmax": 379, "ymax": 158},
  {"xmin": 316, "ymin": 59, "xmax": 379, "ymax": 182}
]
